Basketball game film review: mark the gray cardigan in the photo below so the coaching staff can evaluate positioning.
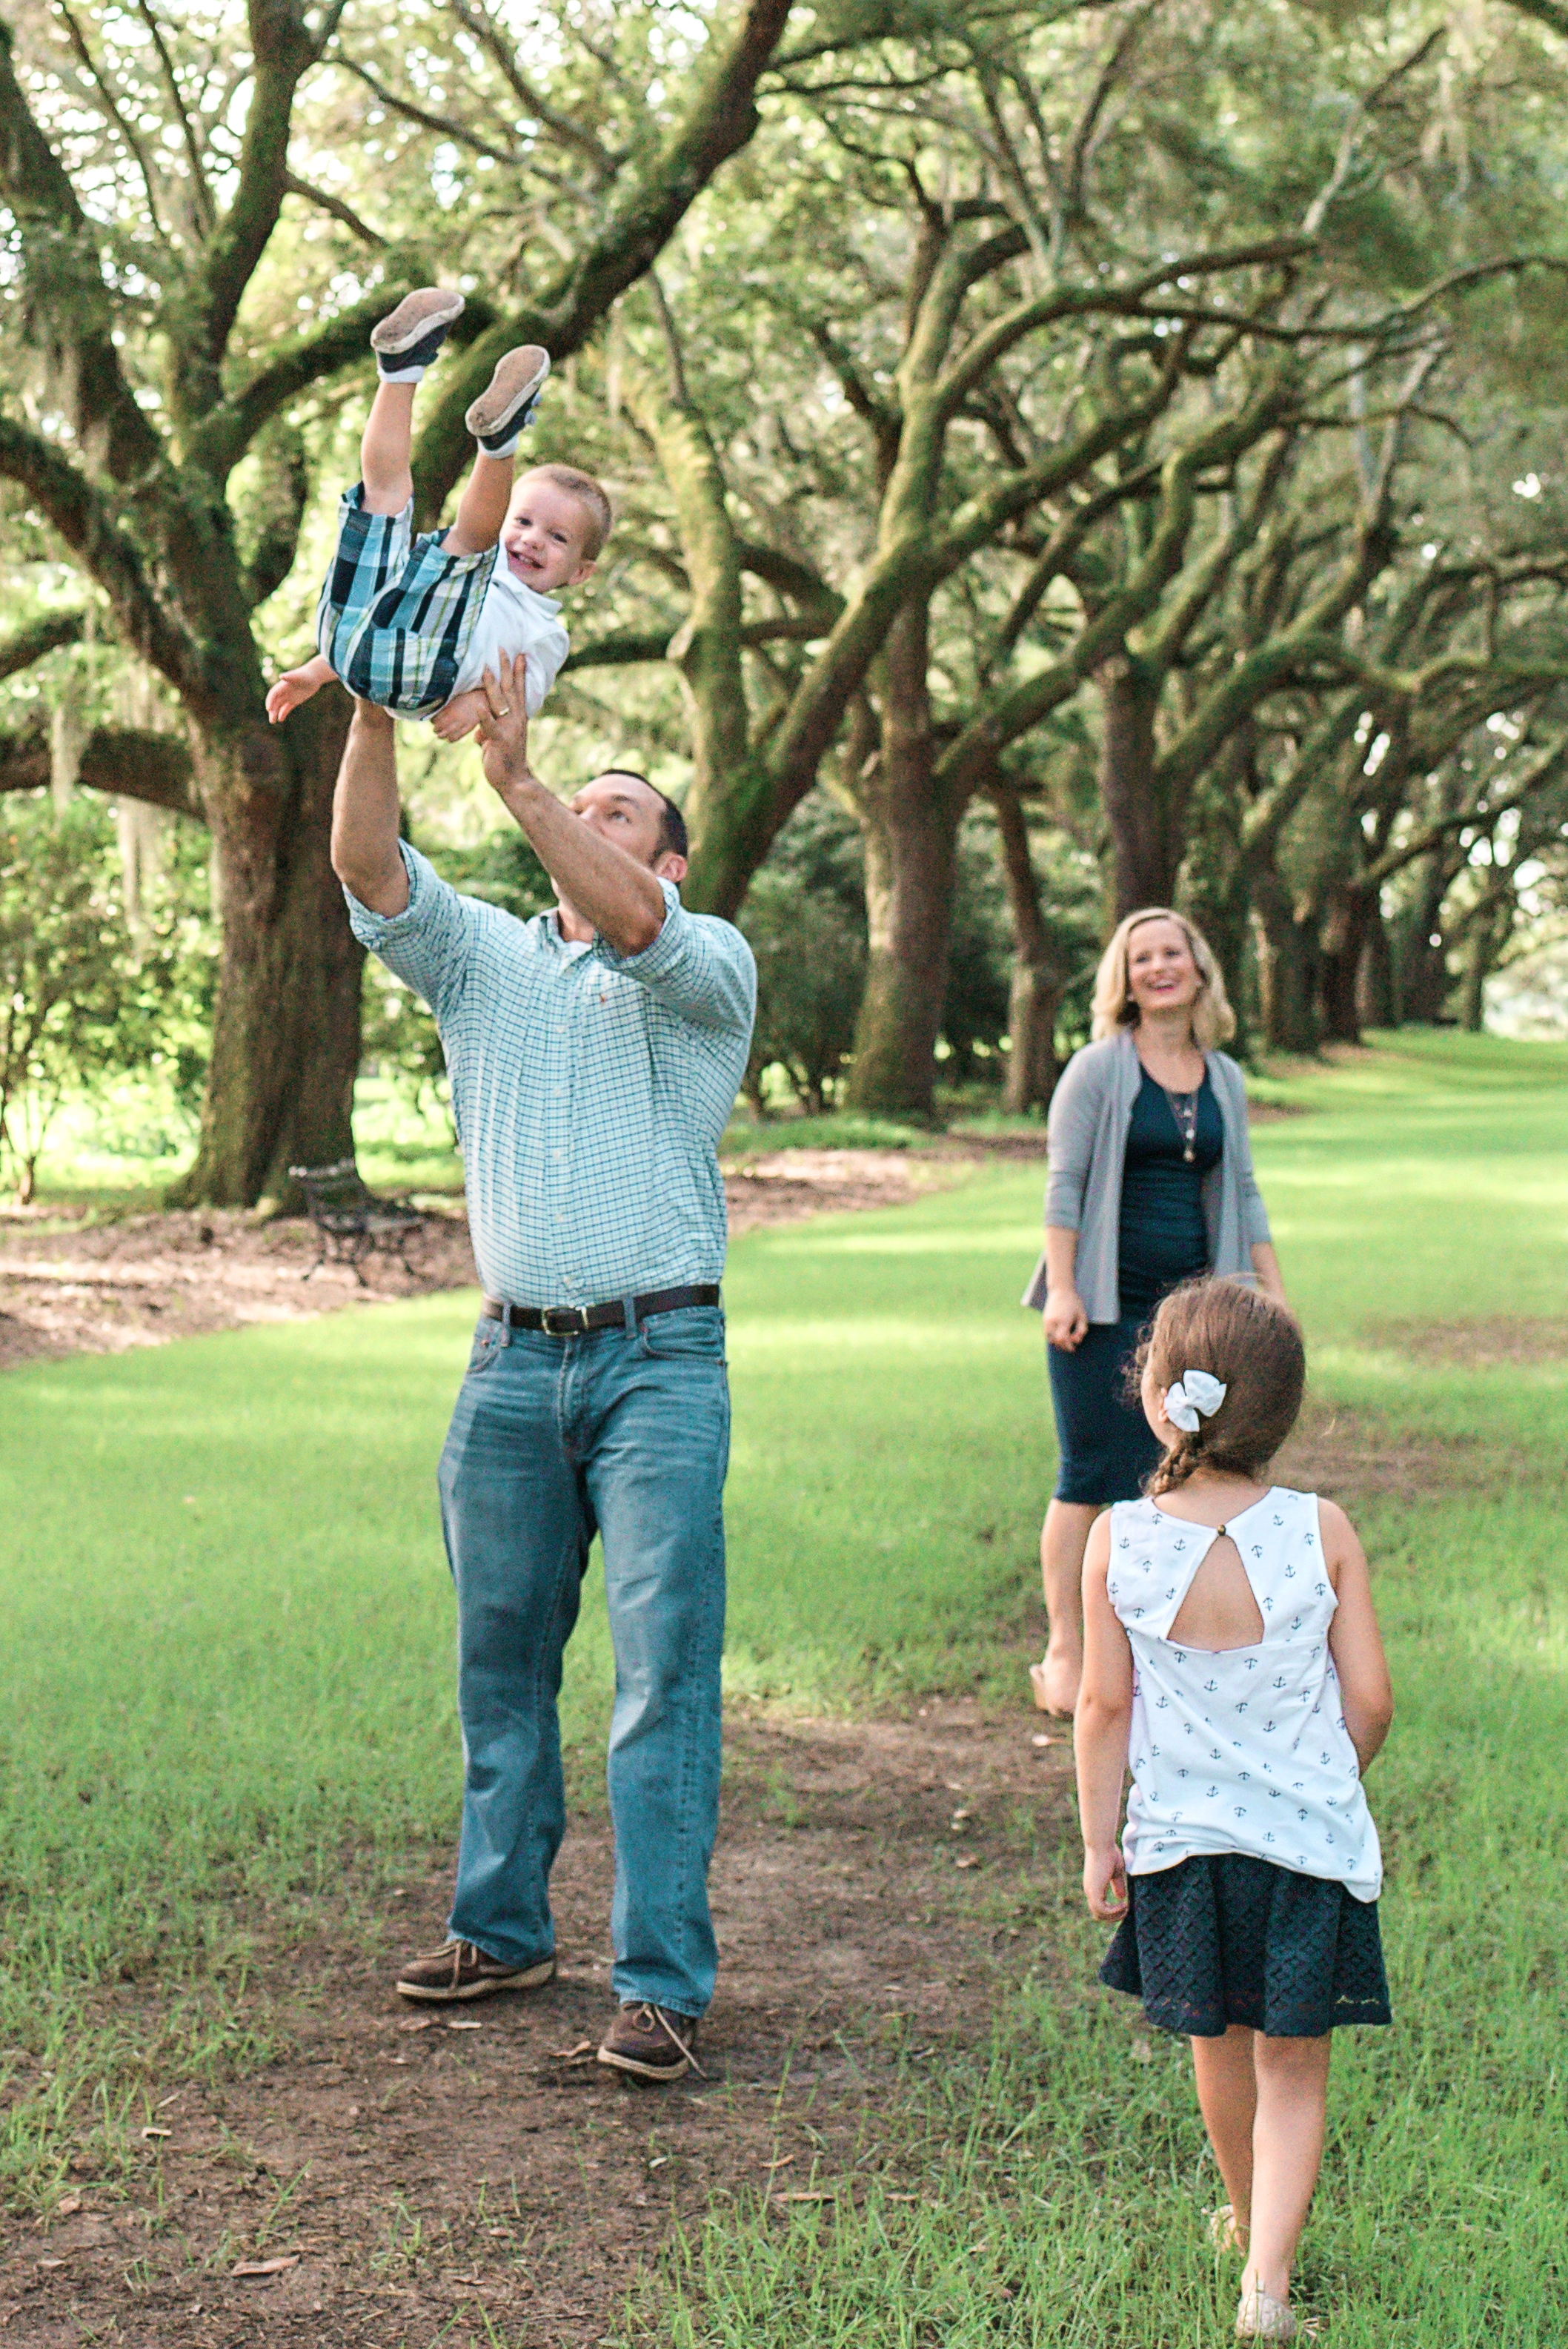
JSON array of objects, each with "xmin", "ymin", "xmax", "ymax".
[{"xmin": 1022, "ymin": 1030, "xmax": 1272, "ymax": 1322}]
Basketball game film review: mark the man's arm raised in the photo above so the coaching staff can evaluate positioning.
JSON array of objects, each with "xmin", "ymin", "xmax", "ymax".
[
  {"xmin": 475, "ymin": 653, "xmax": 667, "ymax": 955},
  {"xmin": 331, "ymin": 699, "xmax": 411, "ymax": 916}
]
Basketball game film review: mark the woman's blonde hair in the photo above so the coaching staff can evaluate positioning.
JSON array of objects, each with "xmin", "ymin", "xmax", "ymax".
[
  {"xmin": 1134, "ymin": 1278, "xmax": 1306, "ymax": 1495},
  {"xmin": 1090, "ymin": 907, "xmax": 1236, "ymax": 1049}
]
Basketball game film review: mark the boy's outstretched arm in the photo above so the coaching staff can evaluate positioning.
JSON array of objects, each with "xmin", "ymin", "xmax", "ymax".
[
  {"xmin": 267, "ymin": 655, "xmax": 333, "ymax": 725},
  {"xmin": 1075, "ymin": 1513, "xmax": 1134, "ymax": 1921},
  {"xmin": 1321, "ymin": 1500, "xmax": 1393, "ymax": 1773}
]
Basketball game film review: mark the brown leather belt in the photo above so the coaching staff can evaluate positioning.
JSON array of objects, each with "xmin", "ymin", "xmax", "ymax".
[{"xmin": 482, "ymin": 1284, "xmax": 720, "ymax": 1337}]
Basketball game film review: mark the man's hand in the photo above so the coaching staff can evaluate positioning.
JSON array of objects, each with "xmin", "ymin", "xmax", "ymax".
[
  {"xmin": 474, "ymin": 655, "xmax": 534, "ymax": 801},
  {"xmin": 430, "ymin": 687, "xmax": 492, "ymax": 744}
]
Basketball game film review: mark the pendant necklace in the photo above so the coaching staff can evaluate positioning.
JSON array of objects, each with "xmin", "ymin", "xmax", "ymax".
[{"xmin": 1163, "ymin": 1084, "xmax": 1199, "ymax": 1162}]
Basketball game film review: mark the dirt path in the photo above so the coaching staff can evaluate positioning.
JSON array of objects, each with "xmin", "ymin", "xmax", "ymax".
[
  {"xmin": 2, "ymin": 1703, "xmax": 1075, "ymax": 2348},
  {"xmin": 0, "ymin": 1149, "xmax": 987, "ymax": 1373}
]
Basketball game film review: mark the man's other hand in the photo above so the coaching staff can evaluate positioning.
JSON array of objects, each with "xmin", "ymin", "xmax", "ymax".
[{"xmin": 476, "ymin": 655, "xmax": 532, "ymax": 795}]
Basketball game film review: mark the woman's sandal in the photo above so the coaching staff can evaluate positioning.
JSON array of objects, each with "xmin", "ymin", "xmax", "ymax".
[{"xmin": 1208, "ymin": 2204, "xmax": 1246, "ymax": 2254}]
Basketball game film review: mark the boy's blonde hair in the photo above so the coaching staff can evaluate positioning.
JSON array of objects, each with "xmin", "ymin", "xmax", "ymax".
[
  {"xmin": 514, "ymin": 463, "xmax": 613, "ymax": 560},
  {"xmin": 1135, "ymin": 1279, "xmax": 1305, "ymax": 1494},
  {"xmin": 1091, "ymin": 907, "xmax": 1236, "ymax": 1048}
]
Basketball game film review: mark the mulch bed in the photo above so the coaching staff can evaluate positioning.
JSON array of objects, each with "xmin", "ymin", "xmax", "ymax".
[{"xmin": 0, "ymin": 1150, "xmax": 984, "ymax": 1374}]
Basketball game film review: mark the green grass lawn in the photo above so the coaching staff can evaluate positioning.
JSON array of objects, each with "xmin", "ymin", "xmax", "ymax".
[{"xmin": 2, "ymin": 1031, "xmax": 1566, "ymax": 2342}]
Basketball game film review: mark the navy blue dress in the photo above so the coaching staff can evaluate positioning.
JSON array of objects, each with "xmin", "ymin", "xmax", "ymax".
[{"xmin": 1048, "ymin": 1069, "xmax": 1223, "ymax": 1505}]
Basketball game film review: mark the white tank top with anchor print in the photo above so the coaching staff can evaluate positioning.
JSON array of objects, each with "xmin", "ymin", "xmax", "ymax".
[{"xmin": 1107, "ymin": 1486, "xmax": 1381, "ymax": 1901}]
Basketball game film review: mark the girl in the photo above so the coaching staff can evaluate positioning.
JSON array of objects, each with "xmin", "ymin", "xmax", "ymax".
[{"xmin": 1074, "ymin": 1278, "xmax": 1393, "ymax": 2342}]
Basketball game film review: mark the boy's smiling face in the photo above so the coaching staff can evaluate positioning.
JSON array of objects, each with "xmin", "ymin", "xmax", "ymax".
[{"xmin": 500, "ymin": 471, "xmax": 597, "ymax": 594}]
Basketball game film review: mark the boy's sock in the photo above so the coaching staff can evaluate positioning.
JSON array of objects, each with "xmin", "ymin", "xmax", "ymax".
[
  {"xmin": 465, "ymin": 345, "xmax": 551, "ymax": 459},
  {"xmin": 371, "ymin": 287, "xmax": 466, "ymax": 383}
]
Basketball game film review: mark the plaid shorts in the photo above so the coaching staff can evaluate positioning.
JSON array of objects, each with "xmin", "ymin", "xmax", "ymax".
[{"xmin": 316, "ymin": 487, "xmax": 497, "ymax": 717}]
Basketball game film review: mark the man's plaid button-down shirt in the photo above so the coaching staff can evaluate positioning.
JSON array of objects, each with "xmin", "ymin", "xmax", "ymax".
[{"xmin": 346, "ymin": 844, "xmax": 757, "ymax": 1308}]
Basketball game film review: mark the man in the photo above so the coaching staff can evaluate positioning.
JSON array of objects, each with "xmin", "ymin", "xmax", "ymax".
[{"xmin": 331, "ymin": 650, "xmax": 756, "ymax": 2082}]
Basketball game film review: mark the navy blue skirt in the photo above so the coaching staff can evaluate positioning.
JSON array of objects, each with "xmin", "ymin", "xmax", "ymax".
[
  {"xmin": 1047, "ymin": 1316, "xmax": 1163, "ymax": 1505},
  {"xmin": 1100, "ymin": 1853, "xmax": 1392, "ymax": 2038}
]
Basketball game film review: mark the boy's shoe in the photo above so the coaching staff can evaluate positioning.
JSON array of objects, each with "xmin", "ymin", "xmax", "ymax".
[
  {"xmin": 371, "ymin": 288, "xmax": 466, "ymax": 377},
  {"xmin": 465, "ymin": 345, "xmax": 551, "ymax": 456},
  {"xmin": 394, "ymin": 1936, "xmax": 554, "ymax": 2002},
  {"xmin": 597, "ymin": 2002, "xmax": 703, "ymax": 2082}
]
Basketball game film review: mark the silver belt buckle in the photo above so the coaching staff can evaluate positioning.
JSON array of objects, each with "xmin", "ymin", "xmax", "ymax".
[{"xmin": 541, "ymin": 1304, "xmax": 585, "ymax": 1336}]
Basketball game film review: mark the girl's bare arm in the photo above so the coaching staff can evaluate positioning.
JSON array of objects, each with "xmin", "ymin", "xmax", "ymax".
[
  {"xmin": 1320, "ymin": 1498, "xmax": 1394, "ymax": 1773},
  {"xmin": 1074, "ymin": 1513, "xmax": 1135, "ymax": 1918}
]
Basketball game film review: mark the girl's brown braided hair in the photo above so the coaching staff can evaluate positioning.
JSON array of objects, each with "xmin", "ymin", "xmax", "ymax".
[{"xmin": 1133, "ymin": 1278, "xmax": 1306, "ymax": 1496}]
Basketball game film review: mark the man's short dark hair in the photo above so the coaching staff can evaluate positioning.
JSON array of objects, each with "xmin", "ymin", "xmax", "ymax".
[{"xmin": 597, "ymin": 769, "xmax": 688, "ymax": 861}]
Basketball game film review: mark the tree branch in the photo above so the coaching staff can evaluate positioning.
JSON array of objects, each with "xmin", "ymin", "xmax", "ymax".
[
  {"xmin": 410, "ymin": 0, "xmax": 794, "ymax": 521},
  {"xmin": 0, "ymin": 610, "xmax": 87, "ymax": 683},
  {"xmin": 1360, "ymin": 729, "xmax": 1568, "ymax": 887},
  {"xmin": 931, "ymin": 365, "xmax": 1295, "ymax": 796},
  {"xmin": 0, "ymin": 419, "xmax": 201, "ymax": 698},
  {"xmin": 929, "ymin": 236, "xmax": 1313, "ymax": 427},
  {"xmin": 133, "ymin": 0, "xmax": 216, "ymax": 232},
  {"xmin": 282, "ymin": 170, "xmax": 385, "ymax": 247},
  {"xmin": 448, "ymin": 0, "xmax": 619, "ymax": 180},
  {"xmin": 334, "ymin": 56, "xmax": 523, "ymax": 165},
  {"xmin": 0, "ymin": 721, "xmax": 198, "ymax": 817},
  {"xmin": 190, "ymin": 0, "xmax": 317, "ymax": 380},
  {"xmin": 196, "ymin": 290, "xmax": 497, "ymax": 477},
  {"xmin": 56, "ymin": 1, "xmax": 169, "ymax": 242},
  {"xmin": 1300, "ymin": 27, "xmax": 1444, "ymax": 236},
  {"xmin": 735, "ymin": 540, "xmax": 841, "ymax": 620}
]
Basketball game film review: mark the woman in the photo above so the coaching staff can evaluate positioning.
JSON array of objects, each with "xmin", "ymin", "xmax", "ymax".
[{"xmin": 1023, "ymin": 908, "xmax": 1286, "ymax": 1717}]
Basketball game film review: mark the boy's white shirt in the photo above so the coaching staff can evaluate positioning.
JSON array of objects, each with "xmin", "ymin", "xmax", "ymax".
[{"xmin": 451, "ymin": 561, "xmax": 569, "ymax": 715}]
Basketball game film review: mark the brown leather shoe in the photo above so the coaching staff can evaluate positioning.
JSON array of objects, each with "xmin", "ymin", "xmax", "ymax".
[
  {"xmin": 395, "ymin": 1937, "xmax": 555, "ymax": 2003},
  {"xmin": 597, "ymin": 2002, "xmax": 703, "ymax": 2081}
]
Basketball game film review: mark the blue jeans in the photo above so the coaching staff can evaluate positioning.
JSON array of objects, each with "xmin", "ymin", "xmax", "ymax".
[{"xmin": 436, "ymin": 1305, "xmax": 729, "ymax": 2016}]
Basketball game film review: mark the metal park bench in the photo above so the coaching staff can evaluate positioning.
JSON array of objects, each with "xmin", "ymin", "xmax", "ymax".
[{"xmin": 288, "ymin": 1159, "xmax": 428, "ymax": 1282}]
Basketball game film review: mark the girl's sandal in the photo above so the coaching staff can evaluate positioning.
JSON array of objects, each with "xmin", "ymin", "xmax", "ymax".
[
  {"xmin": 1208, "ymin": 2204, "xmax": 1246, "ymax": 2255},
  {"xmin": 1235, "ymin": 2287, "xmax": 1320, "ymax": 2341}
]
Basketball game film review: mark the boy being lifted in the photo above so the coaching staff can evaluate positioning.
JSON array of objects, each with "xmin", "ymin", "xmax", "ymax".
[{"xmin": 267, "ymin": 288, "xmax": 609, "ymax": 742}]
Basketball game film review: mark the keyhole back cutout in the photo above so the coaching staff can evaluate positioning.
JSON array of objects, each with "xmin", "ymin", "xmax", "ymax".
[{"xmin": 1165, "ymin": 1528, "xmax": 1266, "ymax": 1653}]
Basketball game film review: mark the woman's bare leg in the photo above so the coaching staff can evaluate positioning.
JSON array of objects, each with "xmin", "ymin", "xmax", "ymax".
[
  {"xmin": 1032, "ymin": 1500, "xmax": 1099, "ymax": 1713},
  {"xmin": 1192, "ymin": 2025, "xmax": 1257, "ymax": 2233},
  {"xmin": 1242, "ymin": 2032, "xmax": 1332, "ymax": 2305}
]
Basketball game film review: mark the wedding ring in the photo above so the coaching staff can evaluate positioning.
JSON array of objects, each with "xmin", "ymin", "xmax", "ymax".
[{"xmin": 494, "ymin": 702, "xmax": 511, "ymax": 716}]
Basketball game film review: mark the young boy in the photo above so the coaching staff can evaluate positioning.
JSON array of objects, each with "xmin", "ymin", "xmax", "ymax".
[{"xmin": 265, "ymin": 288, "xmax": 609, "ymax": 742}]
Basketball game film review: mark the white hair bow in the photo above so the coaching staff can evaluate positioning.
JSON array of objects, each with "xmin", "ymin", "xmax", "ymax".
[{"xmin": 1163, "ymin": 1369, "xmax": 1227, "ymax": 1434}]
